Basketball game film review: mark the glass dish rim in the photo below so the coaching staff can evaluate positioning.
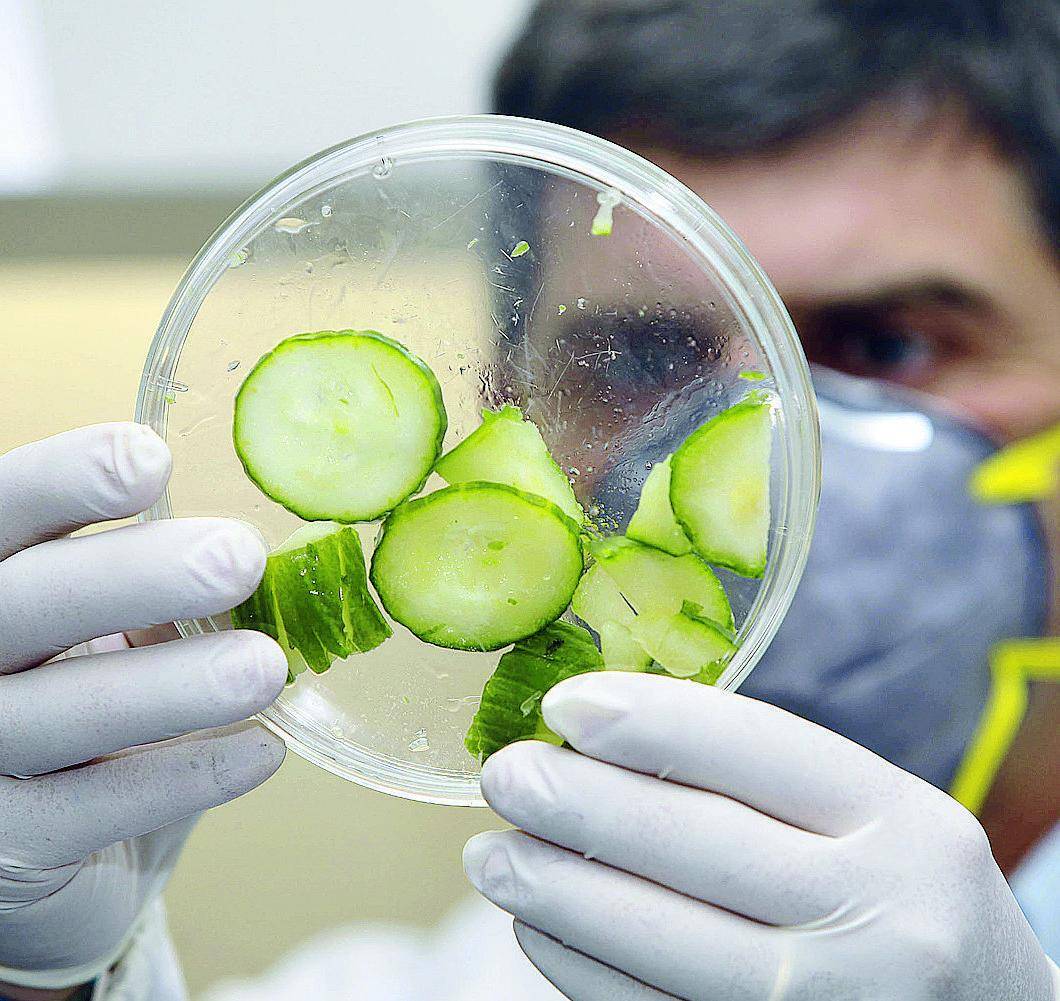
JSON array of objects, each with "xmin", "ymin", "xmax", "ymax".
[{"xmin": 135, "ymin": 113, "xmax": 821, "ymax": 807}]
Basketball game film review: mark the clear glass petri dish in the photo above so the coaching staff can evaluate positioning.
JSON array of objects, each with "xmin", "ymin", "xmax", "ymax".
[{"xmin": 137, "ymin": 115, "xmax": 820, "ymax": 806}]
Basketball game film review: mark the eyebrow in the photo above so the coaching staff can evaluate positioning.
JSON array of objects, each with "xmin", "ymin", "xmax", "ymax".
[{"xmin": 802, "ymin": 277, "xmax": 998, "ymax": 317}]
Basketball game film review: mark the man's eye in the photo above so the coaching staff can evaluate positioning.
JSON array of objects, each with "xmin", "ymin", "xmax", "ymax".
[{"xmin": 798, "ymin": 308, "xmax": 935, "ymax": 384}]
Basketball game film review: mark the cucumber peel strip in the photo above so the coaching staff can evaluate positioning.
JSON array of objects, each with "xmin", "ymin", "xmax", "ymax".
[
  {"xmin": 231, "ymin": 524, "xmax": 391, "ymax": 682},
  {"xmin": 464, "ymin": 621, "xmax": 603, "ymax": 761}
]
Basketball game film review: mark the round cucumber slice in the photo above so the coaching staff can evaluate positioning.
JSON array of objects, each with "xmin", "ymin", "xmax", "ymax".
[
  {"xmin": 233, "ymin": 330, "xmax": 447, "ymax": 522},
  {"xmin": 370, "ymin": 482, "xmax": 584, "ymax": 651}
]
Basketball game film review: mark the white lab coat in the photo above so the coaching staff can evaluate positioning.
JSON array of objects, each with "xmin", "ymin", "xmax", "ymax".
[{"xmin": 98, "ymin": 825, "xmax": 1060, "ymax": 1001}]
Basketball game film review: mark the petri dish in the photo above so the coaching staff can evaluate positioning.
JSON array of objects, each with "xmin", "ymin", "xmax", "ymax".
[{"xmin": 137, "ymin": 115, "xmax": 820, "ymax": 806}]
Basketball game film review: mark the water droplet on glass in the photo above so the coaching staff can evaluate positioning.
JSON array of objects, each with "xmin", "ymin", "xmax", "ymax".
[
  {"xmin": 408, "ymin": 728, "xmax": 429, "ymax": 752},
  {"xmin": 226, "ymin": 360, "xmax": 240, "ymax": 372},
  {"xmin": 227, "ymin": 248, "xmax": 250, "ymax": 268},
  {"xmin": 519, "ymin": 693, "xmax": 542, "ymax": 717},
  {"xmin": 321, "ymin": 204, "xmax": 333, "ymax": 218},
  {"xmin": 373, "ymin": 156, "xmax": 393, "ymax": 179},
  {"xmin": 274, "ymin": 217, "xmax": 312, "ymax": 235}
]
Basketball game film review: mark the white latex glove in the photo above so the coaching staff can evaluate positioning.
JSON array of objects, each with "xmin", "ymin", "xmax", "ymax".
[
  {"xmin": 464, "ymin": 672, "xmax": 1060, "ymax": 1001},
  {"xmin": 0, "ymin": 423, "xmax": 288, "ymax": 991}
]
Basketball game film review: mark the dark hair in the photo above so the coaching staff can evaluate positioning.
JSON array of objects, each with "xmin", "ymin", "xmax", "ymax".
[{"xmin": 494, "ymin": 0, "xmax": 1060, "ymax": 251}]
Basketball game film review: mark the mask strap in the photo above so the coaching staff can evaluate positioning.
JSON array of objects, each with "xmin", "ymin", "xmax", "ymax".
[
  {"xmin": 969, "ymin": 422, "xmax": 1060, "ymax": 504},
  {"xmin": 949, "ymin": 638, "xmax": 1060, "ymax": 814}
]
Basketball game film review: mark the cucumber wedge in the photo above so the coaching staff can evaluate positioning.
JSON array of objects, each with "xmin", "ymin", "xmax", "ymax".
[
  {"xmin": 464, "ymin": 621, "xmax": 603, "ymax": 761},
  {"xmin": 231, "ymin": 523, "xmax": 391, "ymax": 682},
  {"xmin": 625, "ymin": 455, "xmax": 691, "ymax": 555},
  {"xmin": 370, "ymin": 482, "xmax": 584, "ymax": 651},
  {"xmin": 598, "ymin": 620, "xmax": 653, "ymax": 671},
  {"xmin": 234, "ymin": 331, "xmax": 447, "ymax": 522},
  {"xmin": 571, "ymin": 563, "xmax": 636, "ymax": 631},
  {"xmin": 435, "ymin": 406, "xmax": 583, "ymax": 523},
  {"xmin": 670, "ymin": 400, "xmax": 772, "ymax": 577},
  {"xmin": 630, "ymin": 603, "xmax": 736, "ymax": 683},
  {"xmin": 589, "ymin": 536, "xmax": 734, "ymax": 633}
]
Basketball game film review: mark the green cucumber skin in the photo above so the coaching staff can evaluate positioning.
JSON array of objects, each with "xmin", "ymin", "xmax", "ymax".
[
  {"xmin": 464, "ymin": 621, "xmax": 603, "ymax": 761},
  {"xmin": 669, "ymin": 399, "xmax": 772, "ymax": 578},
  {"xmin": 309, "ymin": 528, "xmax": 392, "ymax": 656},
  {"xmin": 589, "ymin": 535, "xmax": 735, "ymax": 634},
  {"xmin": 230, "ymin": 525, "xmax": 390, "ymax": 681},
  {"xmin": 370, "ymin": 482, "xmax": 584, "ymax": 653},
  {"xmin": 233, "ymin": 330, "xmax": 447, "ymax": 523}
]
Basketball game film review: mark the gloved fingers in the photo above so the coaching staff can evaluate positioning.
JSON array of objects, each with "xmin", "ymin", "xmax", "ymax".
[
  {"xmin": 0, "ymin": 632, "xmax": 287, "ymax": 776},
  {"xmin": 0, "ymin": 423, "xmax": 171, "ymax": 562},
  {"xmin": 542, "ymin": 672, "xmax": 907, "ymax": 837},
  {"xmin": 514, "ymin": 922, "xmax": 683, "ymax": 1001},
  {"xmin": 0, "ymin": 518, "xmax": 266, "ymax": 674},
  {"xmin": 464, "ymin": 830, "xmax": 780, "ymax": 1001},
  {"xmin": 481, "ymin": 741, "xmax": 840, "ymax": 926},
  {"xmin": 2, "ymin": 721, "xmax": 285, "ymax": 868}
]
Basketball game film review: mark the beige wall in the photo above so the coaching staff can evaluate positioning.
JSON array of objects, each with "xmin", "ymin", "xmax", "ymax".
[{"xmin": 0, "ymin": 258, "xmax": 499, "ymax": 995}]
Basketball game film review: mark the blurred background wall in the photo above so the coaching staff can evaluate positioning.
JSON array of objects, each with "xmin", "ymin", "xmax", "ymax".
[{"xmin": 0, "ymin": 0, "xmax": 534, "ymax": 993}]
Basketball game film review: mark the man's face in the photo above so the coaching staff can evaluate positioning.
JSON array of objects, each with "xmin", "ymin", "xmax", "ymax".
[
  {"xmin": 634, "ymin": 114, "xmax": 1059, "ymax": 626},
  {"xmin": 633, "ymin": 113, "xmax": 1060, "ymax": 444}
]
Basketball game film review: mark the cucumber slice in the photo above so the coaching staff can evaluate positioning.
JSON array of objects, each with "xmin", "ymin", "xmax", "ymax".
[
  {"xmin": 598, "ymin": 620, "xmax": 653, "ymax": 672},
  {"xmin": 370, "ymin": 482, "xmax": 584, "ymax": 651},
  {"xmin": 589, "ymin": 536, "xmax": 734, "ymax": 633},
  {"xmin": 435, "ymin": 406, "xmax": 583, "ymax": 523},
  {"xmin": 233, "ymin": 331, "xmax": 447, "ymax": 522},
  {"xmin": 464, "ymin": 621, "xmax": 603, "ymax": 761},
  {"xmin": 571, "ymin": 563, "xmax": 636, "ymax": 631},
  {"xmin": 625, "ymin": 455, "xmax": 691, "ymax": 556},
  {"xmin": 630, "ymin": 602, "xmax": 736, "ymax": 683},
  {"xmin": 670, "ymin": 399, "xmax": 772, "ymax": 577},
  {"xmin": 231, "ymin": 524, "xmax": 391, "ymax": 682}
]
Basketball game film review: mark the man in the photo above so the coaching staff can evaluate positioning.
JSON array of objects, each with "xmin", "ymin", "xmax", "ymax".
[
  {"xmin": 489, "ymin": 0, "xmax": 1060, "ymax": 874},
  {"xmin": 0, "ymin": 2, "xmax": 1056, "ymax": 999}
]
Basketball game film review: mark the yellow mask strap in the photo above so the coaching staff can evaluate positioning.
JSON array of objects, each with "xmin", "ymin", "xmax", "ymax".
[
  {"xmin": 950, "ymin": 639, "xmax": 1060, "ymax": 814},
  {"xmin": 969, "ymin": 423, "xmax": 1060, "ymax": 505}
]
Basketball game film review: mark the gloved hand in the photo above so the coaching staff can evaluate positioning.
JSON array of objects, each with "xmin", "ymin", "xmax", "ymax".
[
  {"xmin": 465, "ymin": 672, "xmax": 1060, "ymax": 1001},
  {"xmin": 0, "ymin": 423, "xmax": 288, "ymax": 991}
]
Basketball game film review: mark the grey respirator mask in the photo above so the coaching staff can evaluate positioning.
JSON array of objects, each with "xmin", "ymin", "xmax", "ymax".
[
  {"xmin": 742, "ymin": 368, "xmax": 1050, "ymax": 790},
  {"xmin": 600, "ymin": 367, "xmax": 1050, "ymax": 791}
]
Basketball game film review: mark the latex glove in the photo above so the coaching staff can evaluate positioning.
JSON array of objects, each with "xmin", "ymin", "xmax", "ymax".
[
  {"xmin": 465, "ymin": 672, "xmax": 1060, "ymax": 1001},
  {"xmin": 0, "ymin": 423, "xmax": 288, "ymax": 991}
]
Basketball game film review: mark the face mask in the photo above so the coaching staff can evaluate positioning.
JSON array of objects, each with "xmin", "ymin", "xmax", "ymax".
[
  {"xmin": 741, "ymin": 367, "xmax": 1049, "ymax": 792},
  {"xmin": 596, "ymin": 366, "xmax": 1050, "ymax": 794}
]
